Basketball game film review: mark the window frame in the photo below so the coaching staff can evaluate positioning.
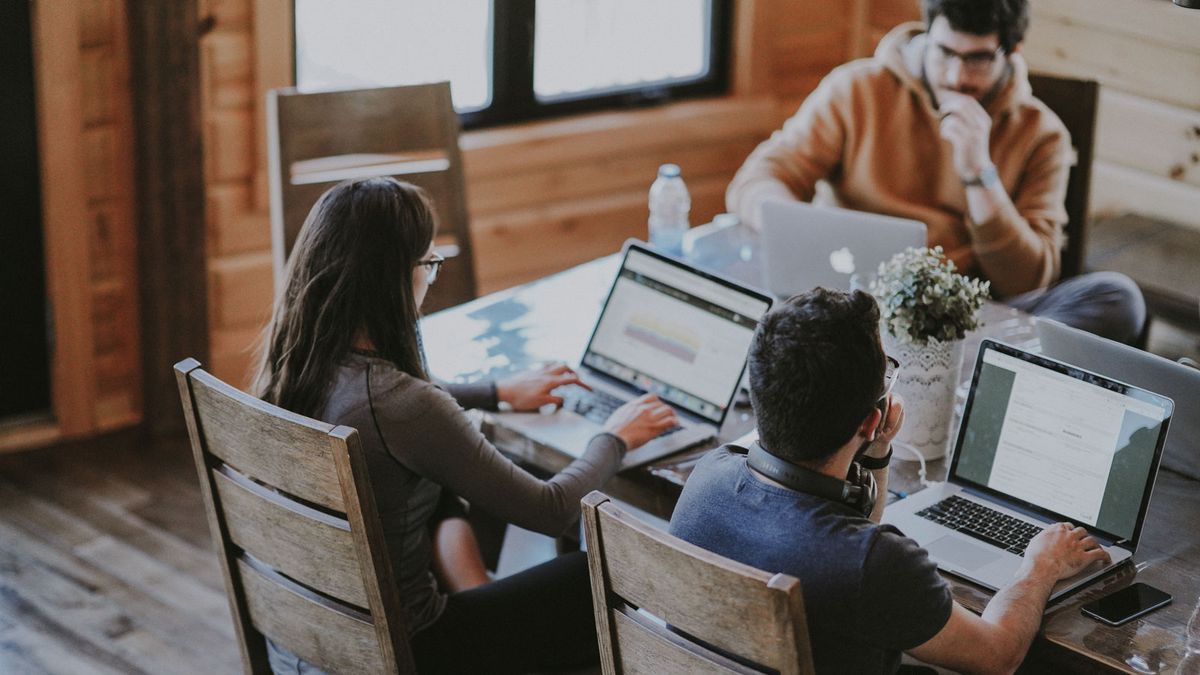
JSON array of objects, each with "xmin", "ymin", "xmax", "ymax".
[{"xmin": 292, "ymin": 0, "xmax": 734, "ymax": 129}]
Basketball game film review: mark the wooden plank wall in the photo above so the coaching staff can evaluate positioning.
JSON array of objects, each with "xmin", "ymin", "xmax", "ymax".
[
  {"xmin": 3, "ymin": 0, "xmax": 143, "ymax": 453},
  {"xmin": 190, "ymin": 0, "xmax": 1187, "ymax": 388},
  {"xmin": 80, "ymin": 0, "xmax": 142, "ymax": 433},
  {"xmin": 197, "ymin": 0, "xmax": 808, "ymax": 387},
  {"xmin": 15, "ymin": 0, "xmax": 1196, "ymax": 446},
  {"xmin": 1022, "ymin": 0, "xmax": 1200, "ymax": 230}
]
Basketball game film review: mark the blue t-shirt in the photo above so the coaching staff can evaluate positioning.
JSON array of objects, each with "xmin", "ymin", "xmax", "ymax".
[{"xmin": 669, "ymin": 446, "xmax": 953, "ymax": 674}]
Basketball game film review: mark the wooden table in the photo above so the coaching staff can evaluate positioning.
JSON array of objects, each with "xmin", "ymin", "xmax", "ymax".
[{"xmin": 423, "ymin": 254, "xmax": 1200, "ymax": 674}]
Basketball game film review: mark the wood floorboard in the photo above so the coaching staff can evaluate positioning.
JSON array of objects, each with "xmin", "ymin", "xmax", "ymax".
[{"xmin": 0, "ymin": 430, "xmax": 242, "ymax": 674}]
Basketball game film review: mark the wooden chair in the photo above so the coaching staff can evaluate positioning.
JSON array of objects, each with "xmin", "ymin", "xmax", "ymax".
[
  {"xmin": 581, "ymin": 492, "xmax": 815, "ymax": 675},
  {"xmin": 174, "ymin": 358, "xmax": 415, "ymax": 674},
  {"xmin": 267, "ymin": 81, "xmax": 477, "ymax": 312},
  {"xmin": 1028, "ymin": 73, "xmax": 1099, "ymax": 280}
]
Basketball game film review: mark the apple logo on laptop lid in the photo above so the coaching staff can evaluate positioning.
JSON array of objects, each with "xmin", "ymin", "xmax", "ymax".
[{"xmin": 830, "ymin": 247, "xmax": 856, "ymax": 275}]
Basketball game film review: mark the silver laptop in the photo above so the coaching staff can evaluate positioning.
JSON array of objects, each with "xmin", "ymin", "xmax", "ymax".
[
  {"xmin": 495, "ymin": 241, "xmax": 773, "ymax": 471},
  {"xmin": 884, "ymin": 340, "xmax": 1174, "ymax": 602},
  {"xmin": 758, "ymin": 200, "xmax": 926, "ymax": 297},
  {"xmin": 1037, "ymin": 317, "xmax": 1200, "ymax": 480}
]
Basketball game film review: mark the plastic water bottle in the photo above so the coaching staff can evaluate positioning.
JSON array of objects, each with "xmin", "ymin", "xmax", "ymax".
[{"xmin": 648, "ymin": 163, "xmax": 690, "ymax": 257}]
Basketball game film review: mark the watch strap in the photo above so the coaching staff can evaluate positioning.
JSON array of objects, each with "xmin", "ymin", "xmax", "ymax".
[{"xmin": 857, "ymin": 445, "xmax": 893, "ymax": 471}]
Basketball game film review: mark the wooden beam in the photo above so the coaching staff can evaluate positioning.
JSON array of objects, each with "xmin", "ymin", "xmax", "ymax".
[
  {"xmin": 127, "ymin": 1, "xmax": 209, "ymax": 440},
  {"xmin": 32, "ymin": 0, "xmax": 96, "ymax": 438},
  {"xmin": 252, "ymin": 0, "xmax": 293, "ymax": 212},
  {"xmin": 731, "ymin": 0, "xmax": 771, "ymax": 96}
]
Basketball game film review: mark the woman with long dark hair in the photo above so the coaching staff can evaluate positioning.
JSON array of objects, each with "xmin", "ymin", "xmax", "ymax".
[{"xmin": 256, "ymin": 177, "xmax": 677, "ymax": 673}]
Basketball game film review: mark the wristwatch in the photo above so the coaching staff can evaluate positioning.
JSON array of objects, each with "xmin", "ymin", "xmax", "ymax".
[
  {"xmin": 962, "ymin": 164, "xmax": 999, "ymax": 188},
  {"xmin": 857, "ymin": 445, "xmax": 893, "ymax": 471}
]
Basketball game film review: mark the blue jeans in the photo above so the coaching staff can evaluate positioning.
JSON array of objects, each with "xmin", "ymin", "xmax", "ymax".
[{"xmin": 1006, "ymin": 271, "xmax": 1146, "ymax": 345}]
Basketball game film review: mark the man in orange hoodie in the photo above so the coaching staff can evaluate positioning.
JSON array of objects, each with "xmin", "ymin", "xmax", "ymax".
[{"xmin": 728, "ymin": 0, "xmax": 1145, "ymax": 344}]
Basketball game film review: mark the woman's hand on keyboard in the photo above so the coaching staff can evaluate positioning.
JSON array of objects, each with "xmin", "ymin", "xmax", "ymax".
[
  {"xmin": 604, "ymin": 394, "xmax": 679, "ymax": 451},
  {"xmin": 496, "ymin": 363, "xmax": 589, "ymax": 411}
]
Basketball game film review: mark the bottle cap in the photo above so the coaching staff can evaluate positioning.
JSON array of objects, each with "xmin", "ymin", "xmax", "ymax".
[
  {"xmin": 712, "ymin": 213, "xmax": 739, "ymax": 228},
  {"xmin": 657, "ymin": 163, "xmax": 681, "ymax": 178}
]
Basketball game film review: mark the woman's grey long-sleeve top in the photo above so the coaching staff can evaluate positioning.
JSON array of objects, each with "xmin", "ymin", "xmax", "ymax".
[{"xmin": 320, "ymin": 351, "xmax": 625, "ymax": 633}]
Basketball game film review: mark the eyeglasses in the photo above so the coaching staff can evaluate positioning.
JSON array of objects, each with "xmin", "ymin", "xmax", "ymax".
[
  {"xmin": 931, "ymin": 44, "xmax": 1003, "ymax": 74},
  {"xmin": 415, "ymin": 252, "xmax": 445, "ymax": 284}
]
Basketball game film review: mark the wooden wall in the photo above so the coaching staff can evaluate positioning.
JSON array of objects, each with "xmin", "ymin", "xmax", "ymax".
[
  {"xmin": 3, "ymin": 0, "xmax": 142, "ymax": 453},
  {"xmin": 8, "ymin": 0, "xmax": 1197, "ymax": 450},
  {"xmin": 195, "ymin": 0, "xmax": 1200, "ymax": 388},
  {"xmin": 80, "ymin": 0, "xmax": 141, "ymax": 433},
  {"xmin": 1022, "ymin": 0, "xmax": 1200, "ymax": 229}
]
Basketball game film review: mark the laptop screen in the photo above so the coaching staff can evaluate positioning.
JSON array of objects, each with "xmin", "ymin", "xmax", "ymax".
[
  {"xmin": 582, "ymin": 246, "xmax": 771, "ymax": 425},
  {"xmin": 951, "ymin": 341, "xmax": 1173, "ymax": 544}
]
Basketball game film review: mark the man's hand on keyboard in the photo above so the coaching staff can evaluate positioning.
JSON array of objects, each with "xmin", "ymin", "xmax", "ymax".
[
  {"xmin": 1021, "ymin": 522, "xmax": 1111, "ymax": 582},
  {"xmin": 496, "ymin": 363, "xmax": 590, "ymax": 411},
  {"xmin": 604, "ymin": 394, "xmax": 679, "ymax": 452}
]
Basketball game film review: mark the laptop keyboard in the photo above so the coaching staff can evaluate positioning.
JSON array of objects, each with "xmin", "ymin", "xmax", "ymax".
[
  {"xmin": 917, "ymin": 495, "xmax": 1044, "ymax": 556},
  {"xmin": 557, "ymin": 386, "xmax": 683, "ymax": 439}
]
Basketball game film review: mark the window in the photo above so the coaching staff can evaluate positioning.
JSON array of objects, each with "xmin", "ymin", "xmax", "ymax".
[{"xmin": 293, "ymin": 0, "xmax": 732, "ymax": 128}]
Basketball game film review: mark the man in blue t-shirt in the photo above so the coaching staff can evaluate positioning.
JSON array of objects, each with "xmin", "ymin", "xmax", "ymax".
[{"xmin": 669, "ymin": 289, "xmax": 1111, "ymax": 673}]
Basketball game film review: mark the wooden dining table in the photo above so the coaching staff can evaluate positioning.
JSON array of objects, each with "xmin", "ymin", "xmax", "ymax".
[{"xmin": 422, "ymin": 247, "xmax": 1200, "ymax": 674}]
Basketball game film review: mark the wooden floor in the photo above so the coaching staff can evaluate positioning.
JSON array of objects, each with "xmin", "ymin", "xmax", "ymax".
[{"xmin": 0, "ymin": 431, "xmax": 241, "ymax": 674}]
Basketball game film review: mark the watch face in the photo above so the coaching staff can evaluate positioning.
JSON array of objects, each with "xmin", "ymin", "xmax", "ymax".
[{"xmin": 964, "ymin": 165, "xmax": 998, "ymax": 188}]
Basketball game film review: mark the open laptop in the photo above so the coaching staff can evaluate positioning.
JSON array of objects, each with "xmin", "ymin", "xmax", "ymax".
[
  {"xmin": 494, "ymin": 241, "xmax": 774, "ymax": 471},
  {"xmin": 1037, "ymin": 317, "xmax": 1200, "ymax": 480},
  {"xmin": 758, "ymin": 200, "xmax": 926, "ymax": 297},
  {"xmin": 884, "ymin": 339, "xmax": 1174, "ymax": 602}
]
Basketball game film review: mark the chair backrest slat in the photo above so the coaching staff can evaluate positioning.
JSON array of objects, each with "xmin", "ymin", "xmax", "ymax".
[
  {"xmin": 582, "ymin": 491, "xmax": 814, "ymax": 675},
  {"xmin": 175, "ymin": 358, "xmax": 414, "ymax": 674},
  {"xmin": 610, "ymin": 608, "xmax": 762, "ymax": 675},
  {"xmin": 189, "ymin": 369, "xmax": 344, "ymax": 512},
  {"xmin": 213, "ymin": 466, "xmax": 367, "ymax": 608},
  {"xmin": 267, "ymin": 81, "xmax": 476, "ymax": 313},
  {"xmin": 237, "ymin": 556, "xmax": 384, "ymax": 674}
]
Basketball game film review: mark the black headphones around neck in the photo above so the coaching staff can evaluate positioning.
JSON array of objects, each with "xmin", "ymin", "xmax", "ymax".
[{"xmin": 743, "ymin": 441, "xmax": 877, "ymax": 517}]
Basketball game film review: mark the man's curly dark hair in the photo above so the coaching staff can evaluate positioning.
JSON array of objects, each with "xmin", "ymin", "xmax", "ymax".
[
  {"xmin": 748, "ymin": 289, "xmax": 886, "ymax": 464},
  {"xmin": 923, "ymin": 0, "xmax": 1031, "ymax": 54}
]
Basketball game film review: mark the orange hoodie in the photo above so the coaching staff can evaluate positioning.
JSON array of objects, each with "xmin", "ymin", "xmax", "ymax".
[{"xmin": 727, "ymin": 23, "xmax": 1071, "ymax": 298}]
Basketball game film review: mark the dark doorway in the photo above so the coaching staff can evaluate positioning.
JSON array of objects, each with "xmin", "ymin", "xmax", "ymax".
[{"xmin": 0, "ymin": 1, "xmax": 52, "ymax": 422}]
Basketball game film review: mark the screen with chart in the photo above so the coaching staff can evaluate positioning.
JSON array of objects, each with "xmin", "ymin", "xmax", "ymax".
[{"xmin": 583, "ymin": 249, "xmax": 770, "ymax": 423}]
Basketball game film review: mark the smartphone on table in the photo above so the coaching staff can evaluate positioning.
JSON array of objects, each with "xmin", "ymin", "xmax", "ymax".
[{"xmin": 1081, "ymin": 583, "xmax": 1172, "ymax": 627}]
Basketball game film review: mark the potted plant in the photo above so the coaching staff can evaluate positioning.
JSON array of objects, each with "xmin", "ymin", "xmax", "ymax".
[{"xmin": 870, "ymin": 246, "xmax": 990, "ymax": 460}]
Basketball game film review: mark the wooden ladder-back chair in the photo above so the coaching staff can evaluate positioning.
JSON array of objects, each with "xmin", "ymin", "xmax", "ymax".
[
  {"xmin": 581, "ymin": 492, "xmax": 815, "ymax": 675},
  {"xmin": 174, "ymin": 358, "xmax": 415, "ymax": 674},
  {"xmin": 1028, "ymin": 73, "xmax": 1099, "ymax": 281},
  {"xmin": 267, "ymin": 81, "xmax": 477, "ymax": 313}
]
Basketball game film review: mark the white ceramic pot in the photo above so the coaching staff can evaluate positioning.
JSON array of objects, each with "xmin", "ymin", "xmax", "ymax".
[{"xmin": 882, "ymin": 332, "xmax": 965, "ymax": 461}]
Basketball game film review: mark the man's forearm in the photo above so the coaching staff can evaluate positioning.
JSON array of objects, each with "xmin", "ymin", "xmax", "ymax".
[
  {"xmin": 965, "ymin": 178, "xmax": 1019, "ymax": 230},
  {"xmin": 868, "ymin": 466, "xmax": 888, "ymax": 523},
  {"xmin": 964, "ymin": 178, "xmax": 1057, "ymax": 296},
  {"xmin": 978, "ymin": 567, "xmax": 1057, "ymax": 670}
]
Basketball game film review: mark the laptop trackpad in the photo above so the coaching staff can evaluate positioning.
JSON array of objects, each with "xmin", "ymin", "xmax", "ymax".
[{"xmin": 926, "ymin": 535, "xmax": 1004, "ymax": 572}]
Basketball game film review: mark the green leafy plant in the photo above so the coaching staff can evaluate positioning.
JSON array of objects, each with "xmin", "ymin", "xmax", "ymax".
[{"xmin": 870, "ymin": 246, "xmax": 991, "ymax": 345}]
